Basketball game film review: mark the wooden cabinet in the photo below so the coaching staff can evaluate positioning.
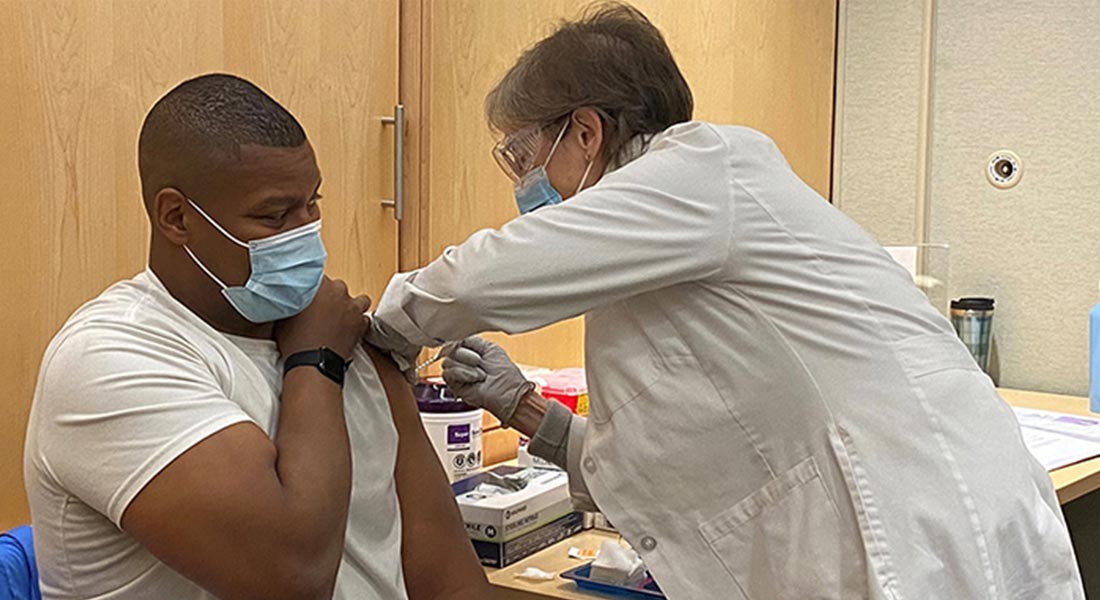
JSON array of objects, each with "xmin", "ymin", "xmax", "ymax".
[
  {"xmin": 402, "ymin": 0, "xmax": 838, "ymax": 369},
  {"xmin": 0, "ymin": 0, "xmax": 399, "ymax": 528}
]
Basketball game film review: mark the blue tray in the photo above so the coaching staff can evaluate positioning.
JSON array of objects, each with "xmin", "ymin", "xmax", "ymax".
[{"xmin": 559, "ymin": 563, "xmax": 665, "ymax": 598}]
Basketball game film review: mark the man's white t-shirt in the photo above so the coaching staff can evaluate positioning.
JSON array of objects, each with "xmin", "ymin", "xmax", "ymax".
[{"xmin": 23, "ymin": 269, "xmax": 409, "ymax": 600}]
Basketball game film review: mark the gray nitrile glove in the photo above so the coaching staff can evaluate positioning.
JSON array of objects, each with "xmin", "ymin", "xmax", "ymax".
[
  {"xmin": 363, "ymin": 315, "xmax": 422, "ymax": 383},
  {"xmin": 442, "ymin": 336, "xmax": 534, "ymax": 427}
]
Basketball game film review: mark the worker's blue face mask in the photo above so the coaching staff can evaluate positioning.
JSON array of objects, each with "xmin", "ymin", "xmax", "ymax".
[
  {"xmin": 514, "ymin": 166, "xmax": 562, "ymax": 215},
  {"xmin": 513, "ymin": 121, "xmax": 594, "ymax": 215},
  {"xmin": 183, "ymin": 198, "xmax": 326, "ymax": 323}
]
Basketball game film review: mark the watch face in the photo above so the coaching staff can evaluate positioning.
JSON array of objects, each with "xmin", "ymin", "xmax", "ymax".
[{"xmin": 319, "ymin": 348, "xmax": 347, "ymax": 382}]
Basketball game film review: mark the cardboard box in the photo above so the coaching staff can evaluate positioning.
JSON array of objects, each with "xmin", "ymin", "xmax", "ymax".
[
  {"xmin": 472, "ymin": 511, "xmax": 585, "ymax": 568},
  {"xmin": 452, "ymin": 465, "xmax": 574, "ymax": 543},
  {"xmin": 482, "ymin": 428, "xmax": 520, "ymax": 466}
]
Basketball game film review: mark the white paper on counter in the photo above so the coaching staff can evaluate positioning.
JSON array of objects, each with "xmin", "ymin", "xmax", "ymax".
[
  {"xmin": 1019, "ymin": 426, "xmax": 1100, "ymax": 471},
  {"xmin": 1013, "ymin": 407, "xmax": 1100, "ymax": 443}
]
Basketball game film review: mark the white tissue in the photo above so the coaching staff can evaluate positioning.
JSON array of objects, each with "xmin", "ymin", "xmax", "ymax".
[
  {"xmin": 472, "ymin": 483, "xmax": 511, "ymax": 497},
  {"xmin": 589, "ymin": 540, "xmax": 646, "ymax": 587},
  {"xmin": 515, "ymin": 567, "xmax": 556, "ymax": 581}
]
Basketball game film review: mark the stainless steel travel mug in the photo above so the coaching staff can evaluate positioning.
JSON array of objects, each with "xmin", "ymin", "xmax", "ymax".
[{"xmin": 950, "ymin": 297, "xmax": 994, "ymax": 373}]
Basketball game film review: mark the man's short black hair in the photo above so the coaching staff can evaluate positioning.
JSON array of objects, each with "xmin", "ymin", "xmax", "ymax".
[{"xmin": 138, "ymin": 73, "xmax": 306, "ymax": 205}]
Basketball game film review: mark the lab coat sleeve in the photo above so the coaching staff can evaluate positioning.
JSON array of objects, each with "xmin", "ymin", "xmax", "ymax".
[
  {"xmin": 526, "ymin": 399, "xmax": 574, "ymax": 469},
  {"xmin": 373, "ymin": 122, "xmax": 735, "ymax": 346},
  {"xmin": 528, "ymin": 399, "xmax": 597, "ymax": 511},
  {"xmin": 564, "ymin": 412, "xmax": 598, "ymax": 512}
]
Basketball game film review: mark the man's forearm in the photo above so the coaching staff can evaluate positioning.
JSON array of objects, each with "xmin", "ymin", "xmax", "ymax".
[{"xmin": 273, "ymin": 368, "xmax": 353, "ymax": 589}]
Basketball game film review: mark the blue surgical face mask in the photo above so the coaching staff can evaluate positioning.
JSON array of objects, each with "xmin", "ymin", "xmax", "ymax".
[
  {"xmin": 183, "ymin": 198, "xmax": 326, "ymax": 323},
  {"xmin": 514, "ymin": 120, "xmax": 594, "ymax": 215},
  {"xmin": 514, "ymin": 165, "xmax": 563, "ymax": 214}
]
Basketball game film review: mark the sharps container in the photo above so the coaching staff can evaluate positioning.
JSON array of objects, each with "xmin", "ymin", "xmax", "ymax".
[
  {"xmin": 950, "ymin": 297, "xmax": 994, "ymax": 373},
  {"xmin": 537, "ymin": 368, "xmax": 589, "ymax": 416},
  {"xmin": 415, "ymin": 381, "xmax": 483, "ymax": 482}
]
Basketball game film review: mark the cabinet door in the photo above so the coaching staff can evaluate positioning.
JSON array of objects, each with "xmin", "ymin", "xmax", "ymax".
[
  {"xmin": 0, "ymin": 0, "xmax": 398, "ymax": 528},
  {"xmin": 413, "ymin": 0, "xmax": 836, "ymax": 368}
]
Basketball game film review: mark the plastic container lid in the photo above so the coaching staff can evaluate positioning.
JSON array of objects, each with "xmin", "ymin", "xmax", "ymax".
[
  {"xmin": 414, "ymin": 381, "xmax": 478, "ymax": 414},
  {"xmin": 950, "ymin": 297, "xmax": 994, "ymax": 311}
]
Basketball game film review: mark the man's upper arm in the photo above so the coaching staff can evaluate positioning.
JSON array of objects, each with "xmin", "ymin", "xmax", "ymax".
[{"xmin": 367, "ymin": 349, "xmax": 491, "ymax": 599}]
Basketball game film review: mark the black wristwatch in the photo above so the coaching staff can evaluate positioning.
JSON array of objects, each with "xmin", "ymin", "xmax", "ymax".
[{"xmin": 283, "ymin": 347, "xmax": 351, "ymax": 388}]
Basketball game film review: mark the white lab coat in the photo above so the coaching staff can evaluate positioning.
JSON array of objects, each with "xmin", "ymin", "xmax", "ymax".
[{"xmin": 375, "ymin": 122, "xmax": 1083, "ymax": 599}]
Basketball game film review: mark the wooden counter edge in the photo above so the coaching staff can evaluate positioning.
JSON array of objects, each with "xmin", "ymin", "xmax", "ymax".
[{"xmin": 998, "ymin": 388, "xmax": 1100, "ymax": 504}]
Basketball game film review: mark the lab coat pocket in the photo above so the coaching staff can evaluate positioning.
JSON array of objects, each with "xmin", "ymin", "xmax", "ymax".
[{"xmin": 699, "ymin": 457, "xmax": 858, "ymax": 600}]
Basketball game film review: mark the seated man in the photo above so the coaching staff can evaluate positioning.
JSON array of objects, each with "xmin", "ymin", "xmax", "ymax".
[{"xmin": 23, "ymin": 73, "xmax": 488, "ymax": 600}]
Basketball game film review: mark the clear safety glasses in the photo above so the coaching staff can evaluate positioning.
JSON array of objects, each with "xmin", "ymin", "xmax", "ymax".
[{"xmin": 491, "ymin": 120, "xmax": 569, "ymax": 184}]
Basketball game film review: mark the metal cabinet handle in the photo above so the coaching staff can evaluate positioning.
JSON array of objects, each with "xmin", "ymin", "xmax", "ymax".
[{"xmin": 380, "ymin": 104, "xmax": 404, "ymax": 221}]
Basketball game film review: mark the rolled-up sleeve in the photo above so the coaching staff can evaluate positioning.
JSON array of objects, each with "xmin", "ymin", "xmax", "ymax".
[{"xmin": 563, "ymin": 413, "xmax": 597, "ymax": 512}]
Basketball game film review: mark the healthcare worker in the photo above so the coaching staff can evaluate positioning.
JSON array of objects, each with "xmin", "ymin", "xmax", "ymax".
[{"xmin": 368, "ymin": 4, "xmax": 1084, "ymax": 598}]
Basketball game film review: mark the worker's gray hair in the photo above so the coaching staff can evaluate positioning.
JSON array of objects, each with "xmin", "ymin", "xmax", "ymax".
[{"xmin": 485, "ymin": 2, "xmax": 694, "ymax": 163}]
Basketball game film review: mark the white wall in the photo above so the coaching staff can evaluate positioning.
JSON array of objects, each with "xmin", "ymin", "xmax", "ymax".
[
  {"xmin": 833, "ymin": 0, "xmax": 925, "ymax": 244},
  {"xmin": 836, "ymin": 0, "xmax": 1100, "ymax": 395}
]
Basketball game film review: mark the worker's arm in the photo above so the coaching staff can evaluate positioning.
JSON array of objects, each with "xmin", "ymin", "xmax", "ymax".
[
  {"xmin": 443, "ymin": 337, "xmax": 599, "ymax": 512},
  {"xmin": 508, "ymin": 389, "xmax": 599, "ymax": 512},
  {"xmin": 372, "ymin": 123, "xmax": 733, "ymax": 346},
  {"xmin": 367, "ymin": 347, "xmax": 491, "ymax": 600},
  {"xmin": 120, "ymin": 278, "xmax": 370, "ymax": 600}
]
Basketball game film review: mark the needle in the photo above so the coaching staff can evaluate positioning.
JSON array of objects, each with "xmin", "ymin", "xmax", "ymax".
[{"xmin": 415, "ymin": 341, "xmax": 459, "ymax": 372}]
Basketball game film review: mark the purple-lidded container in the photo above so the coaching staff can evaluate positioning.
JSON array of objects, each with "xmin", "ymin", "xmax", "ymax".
[
  {"xmin": 415, "ymin": 380, "xmax": 483, "ymax": 481},
  {"xmin": 414, "ymin": 380, "xmax": 479, "ymax": 414}
]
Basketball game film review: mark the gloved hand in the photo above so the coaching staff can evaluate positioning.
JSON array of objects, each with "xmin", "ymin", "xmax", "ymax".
[
  {"xmin": 442, "ymin": 336, "xmax": 534, "ymax": 427},
  {"xmin": 363, "ymin": 315, "xmax": 422, "ymax": 383}
]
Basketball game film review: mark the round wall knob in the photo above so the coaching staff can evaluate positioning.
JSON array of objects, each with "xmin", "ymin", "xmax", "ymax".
[{"xmin": 986, "ymin": 150, "xmax": 1022, "ymax": 189}]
